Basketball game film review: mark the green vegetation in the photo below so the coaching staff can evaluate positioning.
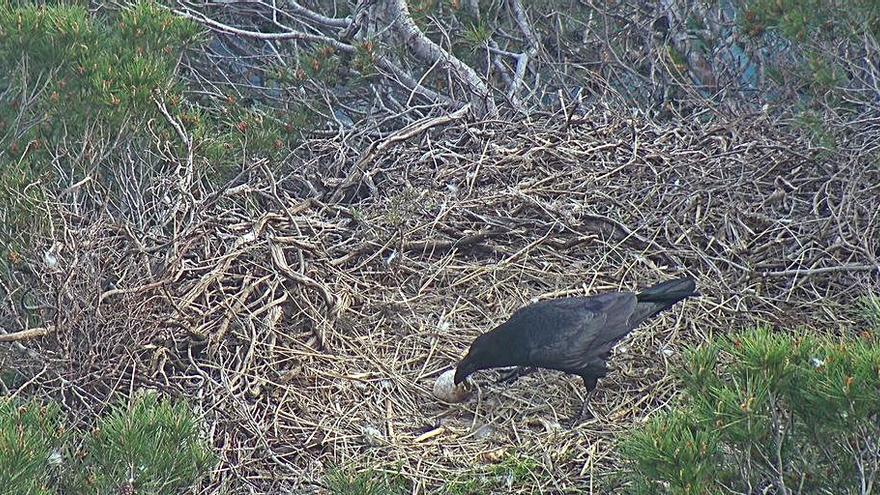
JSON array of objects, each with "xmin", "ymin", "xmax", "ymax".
[
  {"xmin": 741, "ymin": 0, "xmax": 879, "ymax": 113},
  {"xmin": 0, "ymin": 1, "xmax": 200, "ymax": 156},
  {"xmin": 0, "ymin": 1, "xmax": 311, "ymax": 236},
  {"xmin": 0, "ymin": 399, "xmax": 64, "ymax": 495},
  {"xmin": 0, "ymin": 0, "xmax": 323, "ymax": 294},
  {"xmin": 462, "ymin": 22, "xmax": 492, "ymax": 48},
  {"xmin": 326, "ymin": 467, "xmax": 410, "ymax": 495},
  {"xmin": 0, "ymin": 393, "xmax": 212, "ymax": 495},
  {"xmin": 488, "ymin": 452, "xmax": 544, "ymax": 490},
  {"xmin": 0, "ymin": 1, "xmax": 197, "ymax": 258},
  {"xmin": 441, "ymin": 451, "xmax": 547, "ymax": 494},
  {"xmin": 620, "ymin": 316, "xmax": 880, "ymax": 494},
  {"xmin": 72, "ymin": 393, "xmax": 214, "ymax": 494},
  {"xmin": 742, "ymin": 0, "xmax": 880, "ymax": 41},
  {"xmin": 860, "ymin": 293, "xmax": 880, "ymax": 332}
]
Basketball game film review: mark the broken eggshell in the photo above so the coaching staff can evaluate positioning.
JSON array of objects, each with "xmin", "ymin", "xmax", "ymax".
[{"xmin": 433, "ymin": 369, "xmax": 472, "ymax": 403}]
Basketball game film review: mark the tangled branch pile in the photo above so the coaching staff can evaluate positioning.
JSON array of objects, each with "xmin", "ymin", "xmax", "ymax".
[{"xmin": 4, "ymin": 106, "xmax": 879, "ymax": 492}]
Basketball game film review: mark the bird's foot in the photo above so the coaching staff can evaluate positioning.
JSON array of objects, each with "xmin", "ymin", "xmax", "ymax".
[{"xmin": 565, "ymin": 400, "xmax": 595, "ymax": 429}]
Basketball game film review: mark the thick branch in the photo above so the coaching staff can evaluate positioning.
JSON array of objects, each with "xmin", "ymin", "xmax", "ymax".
[
  {"xmin": 286, "ymin": 0, "xmax": 350, "ymax": 28},
  {"xmin": 380, "ymin": 0, "xmax": 497, "ymax": 117},
  {"xmin": 489, "ymin": 43, "xmax": 529, "ymax": 107},
  {"xmin": 508, "ymin": 0, "xmax": 539, "ymax": 54},
  {"xmin": 0, "ymin": 326, "xmax": 53, "ymax": 342}
]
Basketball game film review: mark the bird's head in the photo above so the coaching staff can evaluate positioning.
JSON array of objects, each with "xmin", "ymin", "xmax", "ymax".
[
  {"xmin": 453, "ymin": 334, "xmax": 493, "ymax": 385},
  {"xmin": 453, "ymin": 354, "xmax": 479, "ymax": 385}
]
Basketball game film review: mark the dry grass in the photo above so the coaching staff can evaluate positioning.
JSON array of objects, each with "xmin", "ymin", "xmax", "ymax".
[{"xmin": 2, "ymin": 106, "xmax": 879, "ymax": 493}]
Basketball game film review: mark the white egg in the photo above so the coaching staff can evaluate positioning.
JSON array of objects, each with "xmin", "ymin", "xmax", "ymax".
[{"xmin": 433, "ymin": 369, "xmax": 472, "ymax": 403}]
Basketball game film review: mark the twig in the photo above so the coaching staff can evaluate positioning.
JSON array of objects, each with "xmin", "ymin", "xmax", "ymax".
[
  {"xmin": 331, "ymin": 104, "xmax": 471, "ymax": 202},
  {"xmin": 759, "ymin": 264, "xmax": 879, "ymax": 278},
  {"xmin": 175, "ymin": 8, "xmax": 355, "ymax": 50}
]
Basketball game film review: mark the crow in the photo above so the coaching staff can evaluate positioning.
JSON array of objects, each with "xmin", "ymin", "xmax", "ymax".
[{"xmin": 453, "ymin": 276, "xmax": 697, "ymax": 425}]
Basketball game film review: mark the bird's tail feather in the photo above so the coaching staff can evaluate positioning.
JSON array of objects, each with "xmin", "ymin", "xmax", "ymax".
[
  {"xmin": 637, "ymin": 277, "xmax": 698, "ymax": 303},
  {"xmin": 632, "ymin": 276, "xmax": 697, "ymax": 324}
]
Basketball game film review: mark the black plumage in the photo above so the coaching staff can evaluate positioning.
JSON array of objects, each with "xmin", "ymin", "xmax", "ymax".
[{"xmin": 453, "ymin": 276, "xmax": 697, "ymax": 424}]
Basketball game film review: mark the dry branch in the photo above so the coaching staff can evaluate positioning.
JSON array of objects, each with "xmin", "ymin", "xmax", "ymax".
[
  {"xmin": 331, "ymin": 103, "xmax": 471, "ymax": 202},
  {"xmin": 0, "ymin": 326, "xmax": 53, "ymax": 342},
  {"xmin": 380, "ymin": 0, "xmax": 497, "ymax": 117}
]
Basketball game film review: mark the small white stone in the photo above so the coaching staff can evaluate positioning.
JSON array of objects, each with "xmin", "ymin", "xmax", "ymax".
[
  {"xmin": 361, "ymin": 425, "xmax": 384, "ymax": 446},
  {"xmin": 385, "ymin": 250, "xmax": 398, "ymax": 265},
  {"xmin": 47, "ymin": 450, "xmax": 63, "ymax": 466},
  {"xmin": 433, "ymin": 369, "xmax": 471, "ymax": 403},
  {"xmin": 472, "ymin": 423, "xmax": 495, "ymax": 440},
  {"xmin": 43, "ymin": 242, "xmax": 60, "ymax": 268},
  {"xmin": 43, "ymin": 251, "xmax": 58, "ymax": 268}
]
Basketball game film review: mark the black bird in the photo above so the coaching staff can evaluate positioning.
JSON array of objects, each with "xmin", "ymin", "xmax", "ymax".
[{"xmin": 453, "ymin": 276, "xmax": 697, "ymax": 425}]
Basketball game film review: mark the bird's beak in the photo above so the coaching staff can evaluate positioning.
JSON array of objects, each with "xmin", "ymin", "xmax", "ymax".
[{"xmin": 454, "ymin": 357, "xmax": 476, "ymax": 385}]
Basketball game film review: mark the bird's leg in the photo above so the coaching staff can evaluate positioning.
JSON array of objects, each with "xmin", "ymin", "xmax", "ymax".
[
  {"xmin": 566, "ymin": 377, "xmax": 598, "ymax": 428},
  {"xmin": 495, "ymin": 366, "xmax": 538, "ymax": 384},
  {"xmin": 565, "ymin": 399, "xmax": 591, "ymax": 429}
]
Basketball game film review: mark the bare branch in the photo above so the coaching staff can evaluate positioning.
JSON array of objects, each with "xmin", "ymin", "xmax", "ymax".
[
  {"xmin": 379, "ymin": 0, "xmax": 497, "ymax": 117},
  {"xmin": 175, "ymin": 8, "xmax": 355, "ymax": 51},
  {"xmin": 759, "ymin": 264, "xmax": 879, "ymax": 278},
  {"xmin": 0, "ymin": 326, "xmax": 53, "ymax": 342},
  {"xmin": 178, "ymin": 5, "xmax": 452, "ymax": 108},
  {"xmin": 508, "ymin": 0, "xmax": 539, "ymax": 54},
  {"xmin": 286, "ymin": 0, "xmax": 350, "ymax": 28}
]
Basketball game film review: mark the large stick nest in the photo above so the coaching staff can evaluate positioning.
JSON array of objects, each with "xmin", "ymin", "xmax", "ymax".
[{"xmin": 5, "ymin": 107, "xmax": 879, "ymax": 493}]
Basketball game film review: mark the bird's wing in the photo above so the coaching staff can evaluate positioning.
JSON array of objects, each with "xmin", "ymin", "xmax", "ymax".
[
  {"xmin": 587, "ymin": 292, "xmax": 640, "ymax": 348},
  {"xmin": 516, "ymin": 293, "xmax": 637, "ymax": 371}
]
